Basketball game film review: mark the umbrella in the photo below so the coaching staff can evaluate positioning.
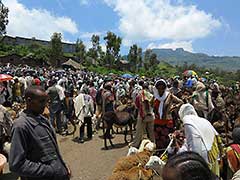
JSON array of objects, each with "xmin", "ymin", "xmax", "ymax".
[
  {"xmin": 173, "ymin": 75, "xmax": 180, "ymax": 79},
  {"xmin": 121, "ymin": 73, "xmax": 133, "ymax": 78},
  {"xmin": 0, "ymin": 74, "xmax": 13, "ymax": 82},
  {"xmin": 183, "ymin": 70, "xmax": 198, "ymax": 77},
  {"xmin": 199, "ymin": 77, "xmax": 207, "ymax": 82}
]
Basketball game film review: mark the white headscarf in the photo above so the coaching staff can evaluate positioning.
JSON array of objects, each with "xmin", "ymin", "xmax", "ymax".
[
  {"xmin": 153, "ymin": 79, "xmax": 169, "ymax": 119},
  {"xmin": 178, "ymin": 103, "xmax": 218, "ymax": 151}
]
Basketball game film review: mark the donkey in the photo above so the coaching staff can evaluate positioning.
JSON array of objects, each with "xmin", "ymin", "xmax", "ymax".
[{"xmin": 102, "ymin": 110, "xmax": 134, "ymax": 149}]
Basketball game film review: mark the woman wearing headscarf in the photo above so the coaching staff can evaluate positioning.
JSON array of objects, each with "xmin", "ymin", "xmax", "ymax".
[
  {"xmin": 153, "ymin": 79, "xmax": 183, "ymax": 152},
  {"xmin": 178, "ymin": 103, "xmax": 221, "ymax": 177},
  {"xmin": 192, "ymin": 81, "xmax": 214, "ymax": 118},
  {"xmin": 226, "ymin": 127, "xmax": 240, "ymax": 179}
]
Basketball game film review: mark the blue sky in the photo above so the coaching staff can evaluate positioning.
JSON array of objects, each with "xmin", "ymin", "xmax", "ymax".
[{"xmin": 2, "ymin": 0, "xmax": 240, "ymax": 56}]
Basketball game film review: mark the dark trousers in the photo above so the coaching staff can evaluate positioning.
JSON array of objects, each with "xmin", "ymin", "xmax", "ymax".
[
  {"xmin": 79, "ymin": 117, "xmax": 92, "ymax": 139},
  {"xmin": 50, "ymin": 109, "xmax": 62, "ymax": 131}
]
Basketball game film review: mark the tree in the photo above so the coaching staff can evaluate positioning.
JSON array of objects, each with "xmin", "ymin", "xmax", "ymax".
[
  {"xmin": 104, "ymin": 31, "xmax": 122, "ymax": 67},
  {"xmin": 87, "ymin": 35, "xmax": 99, "ymax": 60},
  {"xmin": 91, "ymin": 34, "xmax": 100, "ymax": 49},
  {"xmin": 28, "ymin": 39, "xmax": 50, "ymax": 64},
  {"xmin": 0, "ymin": 0, "xmax": 8, "ymax": 36},
  {"xmin": 143, "ymin": 49, "xmax": 152, "ymax": 69},
  {"xmin": 236, "ymin": 70, "xmax": 240, "ymax": 81},
  {"xmin": 28, "ymin": 37, "xmax": 41, "ymax": 50},
  {"xmin": 75, "ymin": 38, "xmax": 86, "ymax": 62},
  {"xmin": 128, "ymin": 44, "xmax": 138, "ymax": 72},
  {"xmin": 49, "ymin": 32, "xmax": 63, "ymax": 67},
  {"xmin": 35, "ymin": 47, "xmax": 50, "ymax": 63},
  {"xmin": 149, "ymin": 53, "xmax": 158, "ymax": 68},
  {"xmin": 137, "ymin": 47, "xmax": 143, "ymax": 70},
  {"xmin": 87, "ymin": 34, "xmax": 104, "ymax": 65}
]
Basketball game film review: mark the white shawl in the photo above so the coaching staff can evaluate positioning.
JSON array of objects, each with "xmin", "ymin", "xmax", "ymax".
[
  {"xmin": 153, "ymin": 79, "xmax": 169, "ymax": 119},
  {"xmin": 179, "ymin": 103, "xmax": 218, "ymax": 151},
  {"xmin": 55, "ymin": 84, "xmax": 65, "ymax": 101},
  {"xmin": 74, "ymin": 94, "xmax": 85, "ymax": 126}
]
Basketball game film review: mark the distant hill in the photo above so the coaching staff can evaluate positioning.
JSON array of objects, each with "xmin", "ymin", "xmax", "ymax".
[{"xmin": 147, "ymin": 48, "xmax": 240, "ymax": 71}]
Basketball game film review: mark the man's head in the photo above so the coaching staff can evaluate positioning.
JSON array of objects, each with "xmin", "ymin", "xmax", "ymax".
[
  {"xmin": 25, "ymin": 86, "xmax": 48, "ymax": 115},
  {"xmin": 14, "ymin": 78, "xmax": 19, "ymax": 83},
  {"xmin": 162, "ymin": 151, "xmax": 215, "ymax": 180},
  {"xmin": 104, "ymin": 82, "xmax": 112, "ymax": 91},
  {"xmin": 172, "ymin": 79, "xmax": 179, "ymax": 88}
]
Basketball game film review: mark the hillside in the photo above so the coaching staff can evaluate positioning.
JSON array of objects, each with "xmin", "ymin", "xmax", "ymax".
[{"xmin": 150, "ymin": 48, "xmax": 240, "ymax": 71}]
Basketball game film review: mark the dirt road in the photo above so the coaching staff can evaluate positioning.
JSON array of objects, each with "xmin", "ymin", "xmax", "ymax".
[
  {"xmin": 2, "ymin": 128, "xmax": 130, "ymax": 180},
  {"xmin": 58, "ymin": 130, "xmax": 130, "ymax": 180}
]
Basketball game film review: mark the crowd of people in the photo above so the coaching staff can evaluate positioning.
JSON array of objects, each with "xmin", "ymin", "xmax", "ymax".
[{"xmin": 0, "ymin": 63, "xmax": 240, "ymax": 179}]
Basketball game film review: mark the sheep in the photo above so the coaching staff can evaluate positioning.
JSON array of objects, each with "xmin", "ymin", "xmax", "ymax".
[
  {"xmin": 112, "ymin": 150, "xmax": 152, "ymax": 173},
  {"xmin": 108, "ymin": 166, "xmax": 153, "ymax": 180},
  {"xmin": 145, "ymin": 156, "xmax": 166, "ymax": 179},
  {"xmin": 127, "ymin": 146, "xmax": 139, "ymax": 156},
  {"xmin": 112, "ymin": 142, "xmax": 156, "ymax": 173},
  {"xmin": 109, "ymin": 141, "xmax": 156, "ymax": 180},
  {"xmin": 127, "ymin": 139, "xmax": 153, "ymax": 156},
  {"xmin": 138, "ymin": 139, "xmax": 152, "ymax": 152}
]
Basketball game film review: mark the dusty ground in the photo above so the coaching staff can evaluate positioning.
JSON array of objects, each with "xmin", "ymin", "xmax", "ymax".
[{"xmin": 2, "ymin": 127, "xmax": 131, "ymax": 180}]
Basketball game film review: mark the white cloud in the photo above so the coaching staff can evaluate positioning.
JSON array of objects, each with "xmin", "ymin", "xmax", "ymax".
[
  {"xmin": 84, "ymin": 40, "xmax": 106, "ymax": 53},
  {"xmin": 104, "ymin": 0, "xmax": 221, "ymax": 42},
  {"xmin": 80, "ymin": 0, "xmax": 90, "ymax": 5},
  {"xmin": 80, "ymin": 32, "xmax": 103, "ymax": 39},
  {"xmin": 100, "ymin": 43, "xmax": 107, "ymax": 52},
  {"xmin": 79, "ymin": 32, "xmax": 106, "ymax": 52},
  {"xmin": 3, "ymin": 0, "xmax": 78, "ymax": 41},
  {"xmin": 147, "ymin": 41, "xmax": 193, "ymax": 52},
  {"xmin": 122, "ymin": 39, "xmax": 132, "ymax": 47},
  {"xmin": 84, "ymin": 41, "xmax": 92, "ymax": 50}
]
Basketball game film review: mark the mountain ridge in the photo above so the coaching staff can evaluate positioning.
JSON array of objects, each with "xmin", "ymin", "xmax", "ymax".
[{"xmin": 148, "ymin": 48, "xmax": 240, "ymax": 71}]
